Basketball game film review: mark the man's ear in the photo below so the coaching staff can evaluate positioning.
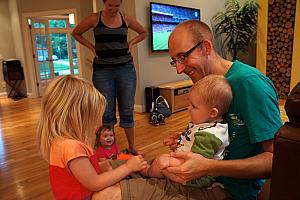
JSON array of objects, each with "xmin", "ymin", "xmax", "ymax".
[
  {"xmin": 202, "ymin": 40, "xmax": 213, "ymax": 55},
  {"xmin": 209, "ymin": 108, "xmax": 219, "ymax": 118}
]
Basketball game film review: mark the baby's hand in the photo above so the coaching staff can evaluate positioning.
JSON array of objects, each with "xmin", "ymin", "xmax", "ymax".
[
  {"xmin": 125, "ymin": 155, "xmax": 148, "ymax": 172},
  {"xmin": 163, "ymin": 132, "xmax": 181, "ymax": 151}
]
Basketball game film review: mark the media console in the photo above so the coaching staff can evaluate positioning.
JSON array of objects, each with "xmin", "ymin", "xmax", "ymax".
[{"xmin": 158, "ymin": 80, "xmax": 193, "ymax": 113}]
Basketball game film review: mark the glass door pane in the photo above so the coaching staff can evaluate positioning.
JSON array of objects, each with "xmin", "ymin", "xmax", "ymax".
[
  {"xmin": 50, "ymin": 33, "xmax": 71, "ymax": 76},
  {"xmin": 49, "ymin": 19, "xmax": 67, "ymax": 28},
  {"xmin": 34, "ymin": 24, "xmax": 53, "ymax": 80},
  {"xmin": 71, "ymin": 37, "xmax": 78, "ymax": 75},
  {"xmin": 29, "ymin": 14, "xmax": 80, "ymax": 96}
]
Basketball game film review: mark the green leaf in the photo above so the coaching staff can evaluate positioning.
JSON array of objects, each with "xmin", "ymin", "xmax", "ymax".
[{"xmin": 212, "ymin": 0, "xmax": 259, "ymax": 60}]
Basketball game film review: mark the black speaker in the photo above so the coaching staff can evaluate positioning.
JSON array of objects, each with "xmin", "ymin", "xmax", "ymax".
[
  {"xmin": 2, "ymin": 59, "xmax": 25, "ymax": 100},
  {"xmin": 3, "ymin": 59, "xmax": 24, "ymax": 81},
  {"xmin": 145, "ymin": 87, "xmax": 160, "ymax": 113}
]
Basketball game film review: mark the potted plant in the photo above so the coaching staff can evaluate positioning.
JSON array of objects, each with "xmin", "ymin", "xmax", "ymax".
[{"xmin": 212, "ymin": 0, "xmax": 259, "ymax": 61}]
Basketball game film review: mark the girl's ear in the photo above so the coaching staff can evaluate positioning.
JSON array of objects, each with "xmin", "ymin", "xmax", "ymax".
[{"xmin": 209, "ymin": 107, "xmax": 219, "ymax": 118}]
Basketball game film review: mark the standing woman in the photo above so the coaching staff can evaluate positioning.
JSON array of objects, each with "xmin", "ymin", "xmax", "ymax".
[{"xmin": 72, "ymin": 0, "xmax": 147, "ymax": 155}]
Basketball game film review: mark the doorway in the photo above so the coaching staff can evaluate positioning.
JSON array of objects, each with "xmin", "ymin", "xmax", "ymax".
[{"xmin": 28, "ymin": 13, "xmax": 79, "ymax": 96}]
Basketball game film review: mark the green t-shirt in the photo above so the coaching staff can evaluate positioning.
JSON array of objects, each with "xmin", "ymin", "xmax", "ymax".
[{"xmin": 217, "ymin": 61, "xmax": 282, "ymax": 200}]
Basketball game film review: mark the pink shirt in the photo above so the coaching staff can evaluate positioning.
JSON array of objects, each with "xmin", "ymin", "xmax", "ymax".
[{"xmin": 96, "ymin": 143, "xmax": 119, "ymax": 160}]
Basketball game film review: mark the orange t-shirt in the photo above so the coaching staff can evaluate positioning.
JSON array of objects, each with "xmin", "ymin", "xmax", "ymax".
[{"xmin": 49, "ymin": 139, "xmax": 100, "ymax": 200}]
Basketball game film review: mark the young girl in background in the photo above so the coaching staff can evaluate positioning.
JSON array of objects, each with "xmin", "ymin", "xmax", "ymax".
[
  {"xmin": 95, "ymin": 125, "xmax": 135, "ymax": 161},
  {"xmin": 95, "ymin": 125, "xmax": 119, "ymax": 161},
  {"xmin": 36, "ymin": 75, "xmax": 147, "ymax": 200}
]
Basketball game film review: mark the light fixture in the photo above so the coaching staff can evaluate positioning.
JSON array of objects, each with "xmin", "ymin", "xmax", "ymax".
[{"xmin": 68, "ymin": 13, "xmax": 74, "ymax": 25}]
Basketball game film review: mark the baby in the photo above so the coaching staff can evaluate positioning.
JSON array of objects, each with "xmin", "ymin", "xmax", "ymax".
[
  {"xmin": 95, "ymin": 125, "xmax": 119, "ymax": 161},
  {"xmin": 145, "ymin": 74, "xmax": 232, "ymax": 188}
]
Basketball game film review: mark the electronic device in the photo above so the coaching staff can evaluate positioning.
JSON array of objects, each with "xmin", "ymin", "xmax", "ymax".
[
  {"xmin": 150, "ymin": 2, "xmax": 200, "ymax": 51},
  {"xmin": 2, "ymin": 59, "xmax": 25, "ymax": 100},
  {"xmin": 174, "ymin": 86, "xmax": 191, "ymax": 95}
]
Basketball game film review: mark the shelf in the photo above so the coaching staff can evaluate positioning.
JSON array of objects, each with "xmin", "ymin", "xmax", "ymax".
[{"xmin": 158, "ymin": 80, "xmax": 193, "ymax": 113}]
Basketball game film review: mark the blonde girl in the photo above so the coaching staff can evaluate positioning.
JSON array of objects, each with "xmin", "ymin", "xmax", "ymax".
[{"xmin": 37, "ymin": 75, "xmax": 147, "ymax": 200}]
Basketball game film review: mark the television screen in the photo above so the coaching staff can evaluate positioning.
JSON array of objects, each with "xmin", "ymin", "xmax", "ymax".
[{"xmin": 150, "ymin": 2, "xmax": 200, "ymax": 51}]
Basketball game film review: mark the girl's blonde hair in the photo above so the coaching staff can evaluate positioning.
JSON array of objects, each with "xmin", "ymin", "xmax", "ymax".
[{"xmin": 37, "ymin": 75, "xmax": 107, "ymax": 162}]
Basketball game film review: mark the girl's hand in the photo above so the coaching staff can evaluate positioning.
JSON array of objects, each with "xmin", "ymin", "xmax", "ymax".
[{"xmin": 125, "ymin": 155, "xmax": 148, "ymax": 172}]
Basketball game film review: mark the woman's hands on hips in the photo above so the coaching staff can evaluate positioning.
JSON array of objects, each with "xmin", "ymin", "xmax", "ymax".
[{"xmin": 127, "ymin": 42, "xmax": 133, "ymax": 53}]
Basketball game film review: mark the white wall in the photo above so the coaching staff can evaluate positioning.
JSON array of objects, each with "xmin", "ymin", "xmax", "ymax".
[
  {"xmin": 0, "ymin": 0, "xmax": 16, "ymax": 59},
  {"xmin": 8, "ymin": 0, "xmax": 27, "ymax": 94},
  {"xmin": 134, "ymin": 0, "xmax": 226, "ymax": 110},
  {"xmin": 0, "ymin": 0, "xmax": 16, "ymax": 94},
  {"xmin": 9, "ymin": 0, "xmax": 23, "ymax": 64}
]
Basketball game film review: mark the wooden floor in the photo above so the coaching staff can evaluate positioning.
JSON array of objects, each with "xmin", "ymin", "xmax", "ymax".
[{"xmin": 0, "ymin": 97, "xmax": 287, "ymax": 200}]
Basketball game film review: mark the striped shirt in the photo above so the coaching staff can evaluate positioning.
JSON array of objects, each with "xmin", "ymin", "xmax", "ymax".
[{"xmin": 93, "ymin": 11, "xmax": 132, "ymax": 68}]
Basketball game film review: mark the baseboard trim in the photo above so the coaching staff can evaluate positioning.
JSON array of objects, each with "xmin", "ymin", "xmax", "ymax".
[
  {"xmin": 134, "ymin": 104, "xmax": 145, "ymax": 113},
  {"xmin": 26, "ymin": 92, "xmax": 34, "ymax": 98},
  {"xmin": 0, "ymin": 92, "xmax": 7, "ymax": 97}
]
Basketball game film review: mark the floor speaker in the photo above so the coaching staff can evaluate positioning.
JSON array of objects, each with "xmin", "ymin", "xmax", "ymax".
[{"xmin": 145, "ymin": 87, "xmax": 160, "ymax": 113}]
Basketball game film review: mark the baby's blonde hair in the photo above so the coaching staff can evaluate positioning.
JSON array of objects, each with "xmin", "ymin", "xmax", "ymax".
[
  {"xmin": 191, "ymin": 75, "xmax": 232, "ymax": 116},
  {"xmin": 36, "ymin": 75, "xmax": 107, "ymax": 162}
]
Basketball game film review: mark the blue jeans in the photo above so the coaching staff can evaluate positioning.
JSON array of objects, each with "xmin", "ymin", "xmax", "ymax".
[{"xmin": 92, "ymin": 62, "xmax": 136, "ymax": 128}]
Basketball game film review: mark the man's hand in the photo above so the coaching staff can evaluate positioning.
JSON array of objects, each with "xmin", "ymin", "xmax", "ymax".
[
  {"xmin": 165, "ymin": 151, "xmax": 211, "ymax": 182},
  {"xmin": 162, "ymin": 169, "xmax": 186, "ymax": 184}
]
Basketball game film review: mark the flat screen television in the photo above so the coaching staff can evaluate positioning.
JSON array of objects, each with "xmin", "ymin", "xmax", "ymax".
[{"xmin": 150, "ymin": 2, "xmax": 200, "ymax": 51}]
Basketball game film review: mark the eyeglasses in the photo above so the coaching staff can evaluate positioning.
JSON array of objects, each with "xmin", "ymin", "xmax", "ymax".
[{"xmin": 170, "ymin": 41, "xmax": 203, "ymax": 67}]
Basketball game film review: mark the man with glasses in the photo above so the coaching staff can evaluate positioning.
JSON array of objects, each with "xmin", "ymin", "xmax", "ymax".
[
  {"xmin": 163, "ymin": 20, "xmax": 282, "ymax": 200},
  {"xmin": 92, "ymin": 20, "xmax": 282, "ymax": 200}
]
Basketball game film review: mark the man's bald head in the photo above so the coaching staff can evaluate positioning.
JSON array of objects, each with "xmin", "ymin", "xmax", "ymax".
[{"xmin": 169, "ymin": 20, "xmax": 215, "ymax": 48}]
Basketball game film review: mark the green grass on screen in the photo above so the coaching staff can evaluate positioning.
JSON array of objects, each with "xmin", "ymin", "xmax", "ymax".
[{"xmin": 153, "ymin": 32, "xmax": 171, "ymax": 51}]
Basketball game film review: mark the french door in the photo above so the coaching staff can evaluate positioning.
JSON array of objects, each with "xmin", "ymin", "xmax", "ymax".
[{"xmin": 29, "ymin": 15, "xmax": 79, "ymax": 96}]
